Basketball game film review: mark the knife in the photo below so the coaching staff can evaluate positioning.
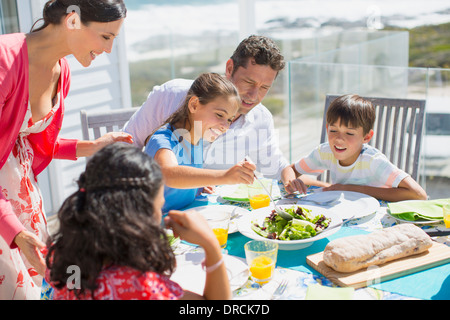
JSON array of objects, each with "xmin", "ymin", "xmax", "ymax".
[{"xmin": 424, "ymin": 230, "xmax": 450, "ymax": 237}]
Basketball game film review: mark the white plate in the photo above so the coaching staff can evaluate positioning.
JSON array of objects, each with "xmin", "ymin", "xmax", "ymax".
[
  {"xmin": 297, "ymin": 191, "xmax": 380, "ymax": 220},
  {"xmin": 170, "ymin": 252, "xmax": 249, "ymax": 295},
  {"xmin": 186, "ymin": 205, "xmax": 249, "ymax": 233},
  {"xmin": 236, "ymin": 204, "xmax": 342, "ymax": 250},
  {"xmin": 216, "ymin": 183, "xmax": 282, "ymax": 203}
]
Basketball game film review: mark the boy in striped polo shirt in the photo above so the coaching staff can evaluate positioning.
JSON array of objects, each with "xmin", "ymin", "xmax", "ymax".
[{"xmin": 282, "ymin": 94, "xmax": 427, "ymax": 202}]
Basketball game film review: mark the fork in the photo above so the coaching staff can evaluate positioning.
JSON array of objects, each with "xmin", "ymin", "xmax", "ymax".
[{"xmin": 271, "ymin": 279, "xmax": 288, "ymax": 300}]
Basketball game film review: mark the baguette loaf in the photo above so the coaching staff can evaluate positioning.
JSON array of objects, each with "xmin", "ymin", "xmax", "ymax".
[{"xmin": 323, "ymin": 224, "xmax": 433, "ymax": 273}]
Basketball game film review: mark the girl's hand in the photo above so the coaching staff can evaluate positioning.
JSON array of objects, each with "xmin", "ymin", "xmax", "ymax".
[
  {"xmin": 166, "ymin": 210, "xmax": 231, "ymax": 300},
  {"xmin": 223, "ymin": 160, "xmax": 256, "ymax": 185},
  {"xmin": 164, "ymin": 210, "xmax": 217, "ymax": 250}
]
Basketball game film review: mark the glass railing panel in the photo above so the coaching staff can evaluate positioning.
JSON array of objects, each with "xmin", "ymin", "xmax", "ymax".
[
  {"xmin": 423, "ymin": 68, "xmax": 450, "ymax": 198},
  {"xmin": 287, "ymin": 60, "xmax": 450, "ymax": 199}
]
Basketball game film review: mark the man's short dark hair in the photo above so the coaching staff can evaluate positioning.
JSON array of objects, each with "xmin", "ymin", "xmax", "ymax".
[{"xmin": 230, "ymin": 35, "xmax": 285, "ymax": 76}]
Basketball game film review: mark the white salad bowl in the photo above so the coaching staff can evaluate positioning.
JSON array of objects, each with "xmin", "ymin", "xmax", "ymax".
[{"xmin": 236, "ymin": 204, "xmax": 342, "ymax": 250}]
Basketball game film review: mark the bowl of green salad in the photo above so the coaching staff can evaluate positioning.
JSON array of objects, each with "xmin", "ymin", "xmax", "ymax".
[{"xmin": 236, "ymin": 205, "xmax": 342, "ymax": 250}]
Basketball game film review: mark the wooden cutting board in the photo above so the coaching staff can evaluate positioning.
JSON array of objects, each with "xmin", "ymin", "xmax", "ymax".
[{"xmin": 306, "ymin": 241, "xmax": 450, "ymax": 289}]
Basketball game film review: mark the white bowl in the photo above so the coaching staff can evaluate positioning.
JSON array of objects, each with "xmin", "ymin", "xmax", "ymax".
[{"xmin": 236, "ymin": 204, "xmax": 342, "ymax": 250}]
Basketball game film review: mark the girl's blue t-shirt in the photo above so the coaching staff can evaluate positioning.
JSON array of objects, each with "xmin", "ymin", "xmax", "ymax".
[{"xmin": 144, "ymin": 124, "xmax": 203, "ymax": 213}]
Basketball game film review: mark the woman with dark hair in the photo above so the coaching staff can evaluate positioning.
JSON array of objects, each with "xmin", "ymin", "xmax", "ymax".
[
  {"xmin": 47, "ymin": 143, "xmax": 231, "ymax": 300},
  {"xmin": 0, "ymin": 0, "xmax": 132, "ymax": 299}
]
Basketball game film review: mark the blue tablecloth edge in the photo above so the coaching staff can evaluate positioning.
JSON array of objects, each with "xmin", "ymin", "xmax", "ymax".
[{"xmin": 227, "ymin": 228, "xmax": 450, "ymax": 300}]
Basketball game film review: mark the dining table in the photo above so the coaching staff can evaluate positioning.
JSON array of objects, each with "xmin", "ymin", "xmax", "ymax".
[{"xmin": 172, "ymin": 183, "xmax": 450, "ymax": 301}]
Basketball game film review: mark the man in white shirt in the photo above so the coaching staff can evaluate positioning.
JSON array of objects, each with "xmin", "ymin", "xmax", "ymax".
[{"xmin": 124, "ymin": 35, "xmax": 294, "ymax": 182}]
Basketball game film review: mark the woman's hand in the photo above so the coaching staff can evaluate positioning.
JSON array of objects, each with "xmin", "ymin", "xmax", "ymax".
[
  {"xmin": 76, "ymin": 132, "xmax": 134, "ymax": 157},
  {"xmin": 13, "ymin": 230, "xmax": 46, "ymax": 276},
  {"xmin": 96, "ymin": 131, "xmax": 134, "ymax": 149}
]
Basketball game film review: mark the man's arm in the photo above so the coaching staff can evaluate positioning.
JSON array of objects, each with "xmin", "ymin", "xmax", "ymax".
[{"xmin": 123, "ymin": 79, "xmax": 192, "ymax": 148}]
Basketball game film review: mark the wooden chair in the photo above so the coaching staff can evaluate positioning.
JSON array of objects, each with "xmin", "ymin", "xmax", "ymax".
[
  {"xmin": 319, "ymin": 95, "xmax": 426, "ymax": 182},
  {"xmin": 80, "ymin": 108, "xmax": 137, "ymax": 141}
]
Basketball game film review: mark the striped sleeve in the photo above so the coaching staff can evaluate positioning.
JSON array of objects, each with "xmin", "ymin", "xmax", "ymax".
[
  {"xmin": 369, "ymin": 151, "xmax": 409, "ymax": 188},
  {"xmin": 294, "ymin": 144, "xmax": 330, "ymax": 175}
]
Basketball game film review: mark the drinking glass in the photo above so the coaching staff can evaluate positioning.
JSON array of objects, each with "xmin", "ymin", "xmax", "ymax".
[
  {"xmin": 244, "ymin": 240, "xmax": 278, "ymax": 284},
  {"xmin": 248, "ymin": 179, "xmax": 273, "ymax": 210},
  {"xmin": 203, "ymin": 209, "xmax": 231, "ymax": 248}
]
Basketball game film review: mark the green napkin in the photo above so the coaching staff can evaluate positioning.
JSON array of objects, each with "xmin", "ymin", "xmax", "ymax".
[
  {"xmin": 222, "ymin": 184, "xmax": 251, "ymax": 202},
  {"xmin": 220, "ymin": 181, "xmax": 281, "ymax": 202},
  {"xmin": 305, "ymin": 284, "xmax": 354, "ymax": 300},
  {"xmin": 388, "ymin": 198, "xmax": 450, "ymax": 221}
]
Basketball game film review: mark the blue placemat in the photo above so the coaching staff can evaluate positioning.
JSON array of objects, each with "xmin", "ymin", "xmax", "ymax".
[
  {"xmin": 370, "ymin": 261, "xmax": 450, "ymax": 300},
  {"xmin": 227, "ymin": 226, "xmax": 366, "ymax": 274},
  {"xmin": 183, "ymin": 192, "xmax": 450, "ymax": 300},
  {"xmin": 227, "ymin": 228, "xmax": 450, "ymax": 300}
]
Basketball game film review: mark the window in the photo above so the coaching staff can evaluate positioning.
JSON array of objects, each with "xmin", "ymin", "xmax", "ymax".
[
  {"xmin": 426, "ymin": 113, "xmax": 450, "ymax": 136},
  {"xmin": 0, "ymin": 0, "xmax": 19, "ymax": 35}
]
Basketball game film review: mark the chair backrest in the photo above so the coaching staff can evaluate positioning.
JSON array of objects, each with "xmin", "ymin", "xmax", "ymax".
[
  {"xmin": 320, "ymin": 95, "xmax": 426, "ymax": 182},
  {"xmin": 80, "ymin": 108, "xmax": 137, "ymax": 141}
]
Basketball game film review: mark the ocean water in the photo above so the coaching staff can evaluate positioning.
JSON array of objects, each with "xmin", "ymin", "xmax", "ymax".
[
  {"xmin": 124, "ymin": 0, "xmax": 229, "ymax": 10},
  {"xmin": 123, "ymin": 0, "xmax": 450, "ymax": 61}
]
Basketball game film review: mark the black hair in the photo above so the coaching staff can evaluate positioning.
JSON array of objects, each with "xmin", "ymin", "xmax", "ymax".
[
  {"xmin": 46, "ymin": 143, "xmax": 175, "ymax": 299},
  {"xmin": 31, "ymin": 0, "xmax": 127, "ymax": 32}
]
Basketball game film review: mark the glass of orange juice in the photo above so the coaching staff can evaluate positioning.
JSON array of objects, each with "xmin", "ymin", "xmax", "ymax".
[
  {"xmin": 204, "ymin": 209, "xmax": 231, "ymax": 249},
  {"xmin": 248, "ymin": 179, "xmax": 273, "ymax": 210},
  {"xmin": 443, "ymin": 203, "xmax": 450, "ymax": 228},
  {"xmin": 244, "ymin": 240, "xmax": 278, "ymax": 284}
]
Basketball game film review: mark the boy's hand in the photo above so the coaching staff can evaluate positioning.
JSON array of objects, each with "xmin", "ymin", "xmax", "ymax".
[
  {"xmin": 322, "ymin": 183, "xmax": 345, "ymax": 191},
  {"xmin": 202, "ymin": 186, "xmax": 216, "ymax": 194},
  {"xmin": 284, "ymin": 178, "xmax": 308, "ymax": 195}
]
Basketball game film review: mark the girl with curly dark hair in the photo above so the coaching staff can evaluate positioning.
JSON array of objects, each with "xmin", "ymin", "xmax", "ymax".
[
  {"xmin": 0, "ymin": 0, "xmax": 132, "ymax": 300},
  {"xmin": 46, "ymin": 143, "xmax": 230, "ymax": 300}
]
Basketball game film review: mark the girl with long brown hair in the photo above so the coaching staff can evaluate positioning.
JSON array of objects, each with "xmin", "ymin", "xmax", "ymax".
[{"xmin": 144, "ymin": 72, "xmax": 255, "ymax": 213}]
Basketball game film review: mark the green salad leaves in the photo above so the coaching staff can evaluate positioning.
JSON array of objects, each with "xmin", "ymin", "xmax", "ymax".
[{"xmin": 251, "ymin": 206, "xmax": 331, "ymax": 241}]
